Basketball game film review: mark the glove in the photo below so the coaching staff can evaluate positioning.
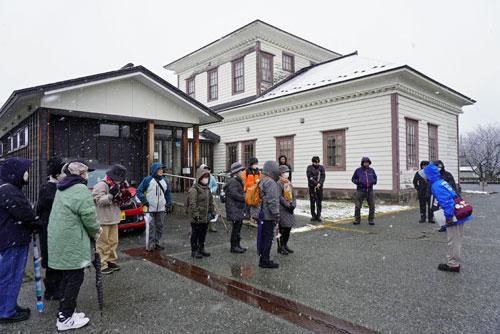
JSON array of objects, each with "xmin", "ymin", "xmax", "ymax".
[
  {"xmin": 109, "ymin": 184, "xmax": 120, "ymax": 197},
  {"xmin": 288, "ymin": 204, "xmax": 295, "ymax": 213}
]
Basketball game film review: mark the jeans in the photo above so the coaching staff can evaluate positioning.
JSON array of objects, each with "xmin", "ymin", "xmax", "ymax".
[
  {"xmin": 259, "ymin": 220, "xmax": 276, "ymax": 263},
  {"xmin": 0, "ymin": 245, "xmax": 29, "ymax": 318}
]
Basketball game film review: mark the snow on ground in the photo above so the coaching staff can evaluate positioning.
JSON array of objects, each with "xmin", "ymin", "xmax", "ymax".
[
  {"xmin": 294, "ymin": 199, "xmax": 413, "ymax": 222},
  {"xmin": 462, "ymin": 190, "xmax": 490, "ymax": 194}
]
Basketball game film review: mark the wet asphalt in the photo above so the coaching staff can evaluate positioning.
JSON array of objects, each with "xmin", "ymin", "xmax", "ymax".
[{"xmin": 5, "ymin": 185, "xmax": 500, "ymax": 333}]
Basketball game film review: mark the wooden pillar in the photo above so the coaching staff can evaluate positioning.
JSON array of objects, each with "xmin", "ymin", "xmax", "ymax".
[
  {"xmin": 192, "ymin": 125, "xmax": 200, "ymax": 176},
  {"xmin": 182, "ymin": 128, "xmax": 189, "ymax": 190},
  {"xmin": 147, "ymin": 121, "xmax": 155, "ymax": 171}
]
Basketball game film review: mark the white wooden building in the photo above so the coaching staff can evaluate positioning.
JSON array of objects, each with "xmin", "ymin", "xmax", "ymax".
[{"xmin": 165, "ymin": 20, "xmax": 475, "ymax": 201}]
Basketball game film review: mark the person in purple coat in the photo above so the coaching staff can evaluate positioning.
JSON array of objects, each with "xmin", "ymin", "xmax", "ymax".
[{"xmin": 352, "ymin": 157, "xmax": 377, "ymax": 225}]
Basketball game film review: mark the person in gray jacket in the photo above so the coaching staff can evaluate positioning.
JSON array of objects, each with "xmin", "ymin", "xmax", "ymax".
[
  {"xmin": 258, "ymin": 161, "xmax": 281, "ymax": 269},
  {"xmin": 223, "ymin": 162, "xmax": 247, "ymax": 254},
  {"xmin": 277, "ymin": 165, "xmax": 296, "ymax": 255}
]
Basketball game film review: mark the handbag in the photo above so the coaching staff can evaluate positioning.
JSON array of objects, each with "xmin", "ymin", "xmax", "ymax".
[{"xmin": 454, "ymin": 197, "xmax": 473, "ymax": 220}]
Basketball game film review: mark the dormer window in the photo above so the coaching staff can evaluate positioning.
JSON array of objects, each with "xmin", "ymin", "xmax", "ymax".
[
  {"xmin": 260, "ymin": 52, "xmax": 273, "ymax": 83},
  {"xmin": 282, "ymin": 52, "xmax": 295, "ymax": 72}
]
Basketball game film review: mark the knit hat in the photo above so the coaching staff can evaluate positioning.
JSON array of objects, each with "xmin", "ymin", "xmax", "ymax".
[
  {"xmin": 279, "ymin": 164, "xmax": 290, "ymax": 174},
  {"xmin": 47, "ymin": 157, "xmax": 65, "ymax": 177},
  {"xmin": 63, "ymin": 160, "xmax": 94, "ymax": 176},
  {"xmin": 106, "ymin": 164, "xmax": 127, "ymax": 183},
  {"xmin": 230, "ymin": 162, "xmax": 245, "ymax": 175}
]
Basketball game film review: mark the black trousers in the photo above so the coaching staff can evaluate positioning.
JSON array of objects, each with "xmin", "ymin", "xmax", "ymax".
[
  {"xmin": 230, "ymin": 220, "xmax": 243, "ymax": 248},
  {"xmin": 419, "ymin": 197, "xmax": 433, "ymax": 221},
  {"xmin": 44, "ymin": 268, "xmax": 63, "ymax": 298},
  {"xmin": 278, "ymin": 226, "xmax": 291, "ymax": 247},
  {"xmin": 309, "ymin": 187, "xmax": 323, "ymax": 218},
  {"xmin": 58, "ymin": 268, "xmax": 84, "ymax": 319},
  {"xmin": 354, "ymin": 191, "xmax": 375, "ymax": 222},
  {"xmin": 191, "ymin": 223, "xmax": 208, "ymax": 251},
  {"xmin": 259, "ymin": 220, "xmax": 276, "ymax": 263}
]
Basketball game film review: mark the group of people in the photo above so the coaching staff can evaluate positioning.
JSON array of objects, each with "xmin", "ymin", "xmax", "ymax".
[
  {"xmin": 0, "ymin": 156, "xmax": 173, "ymax": 330},
  {"xmin": 0, "ymin": 152, "xmax": 471, "ymax": 330}
]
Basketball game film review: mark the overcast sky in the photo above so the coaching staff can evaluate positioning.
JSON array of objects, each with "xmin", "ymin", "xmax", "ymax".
[{"xmin": 0, "ymin": 0, "xmax": 498, "ymax": 133}]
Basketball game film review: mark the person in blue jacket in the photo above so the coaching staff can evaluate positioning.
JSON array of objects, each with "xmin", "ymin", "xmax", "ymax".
[
  {"xmin": 352, "ymin": 157, "xmax": 377, "ymax": 225},
  {"xmin": 136, "ymin": 163, "xmax": 172, "ymax": 251},
  {"xmin": 422, "ymin": 162, "xmax": 472, "ymax": 272}
]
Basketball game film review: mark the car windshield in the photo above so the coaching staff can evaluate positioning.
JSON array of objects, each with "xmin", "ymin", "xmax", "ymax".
[{"xmin": 87, "ymin": 169, "xmax": 107, "ymax": 189}]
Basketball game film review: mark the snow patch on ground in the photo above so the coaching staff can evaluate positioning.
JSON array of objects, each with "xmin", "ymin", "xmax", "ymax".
[
  {"xmin": 462, "ymin": 190, "xmax": 490, "ymax": 194},
  {"xmin": 294, "ymin": 199, "xmax": 413, "ymax": 222}
]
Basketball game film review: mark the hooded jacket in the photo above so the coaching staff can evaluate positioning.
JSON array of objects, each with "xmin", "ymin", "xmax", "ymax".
[
  {"xmin": 0, "ymin": 158, "xmax": 37, "ymax": 251},
  {"xmin": 137, "ymin": 163, "xmax": 172, "ymax": 212},
  {"xmin": 278, "ymin": 165, "xmax": 296, "ymax": 228},
  {"xmin": 423, "ymin": 163, "xmax": 471, "ymax": 225},
  {"xmin": 48, "ymin": 173, "xmax": 100, "ymax": 270},
  {"xmin": 352, "ymin": 157, "xmax": 377, "ymax": 192},
  {"xmin": 259, "ymin": 161, "xmax": 281, "ymax": 221},
  {"xmin": 92, "ymin": 178, "xmax": 122, "ymax": 225},
  {"xmin": 187, "ymin": 168, "xmax": 214, "ymax": 224}
]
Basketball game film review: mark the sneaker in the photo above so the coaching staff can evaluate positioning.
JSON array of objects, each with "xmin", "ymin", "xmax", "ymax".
[
  {"xmin": 58, "ymin": 312, "xmax": 86, "ymax": 320},
  {"xmin": 259, "ymin": 260, "xmax": 279, "ymax": 269},
  {"xmin": 108, "ymin": 262, "xmax": 120, "ymax": 272},
  {"xmin": 101, "ymin": 267, "xmax": 114, "ymax": 275},
  {"xmin": 437, "ymin": 263, "xmax": 460, "ymax": 273},
  {"xmin": 368, "ymin": 221, "xmax": 375, "ymax": 226},
  {"xmin": 438, "ymin": 226, "xmax": 447, "ymax": 232},
  {"xmin": 57, "ymin": 314, "xmax": 90, "ymax": 331},
  {"xmin": 0, "ymin": 310, "xmax": 30, "ymax": 324},
  {"xmin": 210, "ymin": 214, "xmax": 219, "ymax": 223}
]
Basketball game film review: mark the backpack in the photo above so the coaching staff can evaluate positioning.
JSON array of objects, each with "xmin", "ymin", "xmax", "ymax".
[{"xmin": 245, "ymin": 180, "xmax": 262, "ymax": 207}]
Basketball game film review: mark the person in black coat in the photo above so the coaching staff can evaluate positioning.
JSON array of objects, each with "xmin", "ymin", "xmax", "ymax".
[
  {"xmin": 223, "ymin": 162, "xmax": 247, "ymax": 254},
  {"xmin": 413, "ymin": 160, "xmax": 434, "ymax": 223},
  {"xmin": 306, "ymin": 156, "xmax": 326, "ymax": 222},
  {"xmin": 278, "ymin": 155, "xmax": 292, "ymax": 181},
  {"xmin": 0, "ymin": 158, "xmax": 38, "ymax": 323},
  {"xmin": 36, "ymin": 157, "xmax": 66, "ymax": 300}
]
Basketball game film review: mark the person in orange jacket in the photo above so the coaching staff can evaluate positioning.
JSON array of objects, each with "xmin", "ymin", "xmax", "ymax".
[{"xmin": 241, "ymin": 157, "xmax": 262, "ymax": 220}]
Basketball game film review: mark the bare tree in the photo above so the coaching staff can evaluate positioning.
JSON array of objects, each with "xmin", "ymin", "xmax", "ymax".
[{"xmin": 460, "ymin": 124, "xmax": 500, "ymax": 190}]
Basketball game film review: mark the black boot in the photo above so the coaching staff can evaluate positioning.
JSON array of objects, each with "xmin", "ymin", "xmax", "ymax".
[
  {"xmin": 277, "ymin": 238, "xmax": 288, "ymax": 255},
  {"xmin": 0, "ymin": 310, "xmax": 30, "ymax": 323},
  {"xmin": 230, "ymin": 246, "xmax": 246, "ymax": 253},
  {"xmin": 419, "ymin": 217, "xmax": 426, "ymax": 223},
  {"xmin": 284, "ymin": 245, "xmax": 294, "ymax": 254},
  {"xmin": 191, "ymin": 250, "xmax": 203, "ymax": 259},
  {"xmin": 259, "ymin": 260, "xmax": 279, "ymax": 269},
  {"xmin": 198, "ymin": 246, "xmax": 211, "ymax": 257}
]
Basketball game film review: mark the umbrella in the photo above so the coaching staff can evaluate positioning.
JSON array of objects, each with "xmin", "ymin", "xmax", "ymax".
[
  {"xmin": 32, "ymin": 233, "xmax": 43, "ymax": 313},
  {"xmin": 256, "ymin": 211, "xmax": 264, "ymax": 256},
  {"xmin": 91, "ymin": 240, "xmax": 104, "ymax": 316}
]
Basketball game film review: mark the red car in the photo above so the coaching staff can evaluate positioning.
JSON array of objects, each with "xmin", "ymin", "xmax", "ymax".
[{"xmin": 87, "ymin": 169, "xmax": 145, "ymax": 232}]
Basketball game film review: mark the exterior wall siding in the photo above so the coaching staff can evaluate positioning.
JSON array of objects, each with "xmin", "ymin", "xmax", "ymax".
[
  {"xmin": 207, "ymin": 95, "xmax": 394, "ymax": 192},
  {"xmin": 397, "ymin": 95, "xmax": 459, "ymax": 190}
]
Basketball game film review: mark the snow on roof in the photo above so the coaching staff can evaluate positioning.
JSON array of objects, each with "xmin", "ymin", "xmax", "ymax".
[{"xmin": 255, "ymin": 52, "xmax": 400, "ymax": 103}]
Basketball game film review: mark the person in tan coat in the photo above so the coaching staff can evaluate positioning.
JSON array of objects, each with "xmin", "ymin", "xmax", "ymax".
[{"xmin": 92, "ymin": 164, "xmax": 130, "ymax": 275}]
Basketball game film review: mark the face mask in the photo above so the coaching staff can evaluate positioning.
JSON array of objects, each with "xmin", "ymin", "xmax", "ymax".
[
  {"xmin": 56, "ymin": 174, "xmax": 65, "ymax": 182},
  {"xmin": 252, "ymin": 165, "xmax": 259, "ymax": 170},
  {"xmin": 282, "ymin": 172, "xmax": 290, "ymax": 179},
  {"xmin": 23, "ymin": 171, "xmax": 29, "ymax": 183},
  {"xmin": 313, "ymin": 164, "xmax": 319, "ymax": 169},
  {"xmin": 200, "ymin": 178, "xmax": 209, "ymax": 185}
]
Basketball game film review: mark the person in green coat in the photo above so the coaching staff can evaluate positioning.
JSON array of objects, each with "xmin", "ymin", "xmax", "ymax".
[{"xmin": 48, "ymin": 160, "xmax": 101, "ymax": 331}]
